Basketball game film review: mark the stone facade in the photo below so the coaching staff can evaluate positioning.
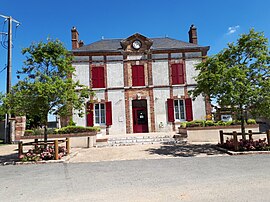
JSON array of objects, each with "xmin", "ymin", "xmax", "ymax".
[{"xmin": 71, "ymin": 25, "xmax": 210, "ymax": 136}]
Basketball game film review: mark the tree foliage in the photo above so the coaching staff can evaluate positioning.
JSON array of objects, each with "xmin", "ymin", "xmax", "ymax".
[
  {"xmin": 190, "ymin": 29, "xmax": 270, "ymax": 135},
  {"xmin": 3, "ymin": 39, "xmax": 92, "ymax": 140}
]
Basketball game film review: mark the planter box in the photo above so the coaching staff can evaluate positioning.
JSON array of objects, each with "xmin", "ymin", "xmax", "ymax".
[{"xmin": 179, "ymin": 124, "xmax": 260, "ymax": 143}]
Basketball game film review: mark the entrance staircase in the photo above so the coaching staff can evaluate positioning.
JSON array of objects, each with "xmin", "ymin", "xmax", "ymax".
[{"xmin": 96, "ymin": 132, "xmax": 187, "ymax": 147}]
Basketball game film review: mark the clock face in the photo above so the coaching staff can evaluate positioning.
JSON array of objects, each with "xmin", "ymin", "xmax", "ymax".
[{"xmin": 132, "ymin": 40, "xmax": 142, "ymax": 50}]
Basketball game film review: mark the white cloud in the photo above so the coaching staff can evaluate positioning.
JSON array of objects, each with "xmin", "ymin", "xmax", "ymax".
[{"xmin": 227, "ymin": 25, "xmax": 240, "ymax": 35}]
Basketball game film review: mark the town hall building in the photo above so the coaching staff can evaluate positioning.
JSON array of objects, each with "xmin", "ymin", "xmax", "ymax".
[{"xmin": 71, "ymin": 25, "xmax": 211, "ymax": 137}]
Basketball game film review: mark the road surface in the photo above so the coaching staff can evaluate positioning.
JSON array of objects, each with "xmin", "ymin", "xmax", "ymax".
[{"xmin": 0, "ymin": 155, "xmax": 269, "ymax": 201}]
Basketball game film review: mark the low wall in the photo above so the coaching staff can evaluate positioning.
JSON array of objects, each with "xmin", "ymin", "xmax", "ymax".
[{"xmin": 184, "ymin": 125, "xmax": 260, "ymax": 143}]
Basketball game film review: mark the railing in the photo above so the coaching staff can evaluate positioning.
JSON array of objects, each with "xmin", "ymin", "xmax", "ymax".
[
  {"xmin": 219, "ymin": 130, "xmax": 270, "ymax": 151},
  {"xmin": 18, "ymin": 138, "xmax": 70, "ymax": 160}
]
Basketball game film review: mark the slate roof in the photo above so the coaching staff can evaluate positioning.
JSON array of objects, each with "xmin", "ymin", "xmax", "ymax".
[{"xmin": 72, "ymin": 37, "xmax": 208, "ymax": 53}]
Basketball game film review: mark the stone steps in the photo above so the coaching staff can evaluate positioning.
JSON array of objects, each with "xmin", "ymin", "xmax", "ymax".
[{"xmin": 107, "ymin": 135, "xmax": 187, "ymax": 147}]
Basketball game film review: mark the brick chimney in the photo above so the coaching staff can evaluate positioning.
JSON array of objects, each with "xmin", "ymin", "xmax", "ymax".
[
  {"xmin": 79, "ymin": 40, "xmax": 84, "ymax": 48},
  {"xmin": 71, "ymin": 27, "xmax": 79, "ymax": 49},
  {"xmin": 188, "ymin": 24, "xmax": 198, "ymax": 44}
]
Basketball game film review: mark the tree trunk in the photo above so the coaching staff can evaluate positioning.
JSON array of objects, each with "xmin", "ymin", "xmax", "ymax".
[
  {"xmin": 44, "ymin": 125, "xmax": 48, "ymax": 143},
  {"xmin": 240, "ymin": 107, "xmax": 246, "ymax": 140}
]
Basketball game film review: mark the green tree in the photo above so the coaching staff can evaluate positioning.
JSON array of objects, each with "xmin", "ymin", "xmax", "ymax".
[
  {"xmin": 0, "ymin": 92, "xmax": 5, "ymax": 121},
  {"xmin": 190, "ymin": 29, "xmax": 270, "ymax": 138},
  {"xmin": 4, "ymin": 39, "xmax": 92, "ymax": 141}
]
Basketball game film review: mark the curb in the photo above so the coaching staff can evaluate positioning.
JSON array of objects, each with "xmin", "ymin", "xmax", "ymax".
[{"xmin": 214, "ymin": 145, "xmax": 270, "ymax": 155}]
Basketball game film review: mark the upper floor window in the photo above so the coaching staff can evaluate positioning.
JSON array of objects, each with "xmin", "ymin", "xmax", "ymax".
[
  {"xmin": 171, "ymin": 63, "xmax": 184, "ymax": 85},
  {"xmin": 132, "ymin": 65, "xmax": 145, "ymax": 86},
  {"xmin": 92, "ymin": 66, "xmax": 105, "ymax": 88}
]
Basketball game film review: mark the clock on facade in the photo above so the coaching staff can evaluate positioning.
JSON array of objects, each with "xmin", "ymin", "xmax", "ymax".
[{"xmin": 132, "ymin": 40, "xmax": 142, "ymax": 50}]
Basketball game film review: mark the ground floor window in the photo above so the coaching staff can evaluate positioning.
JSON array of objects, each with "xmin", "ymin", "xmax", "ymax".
[
  {"xmin": 95, "ymin": 103, "xmax": 105, "ymax": 125},
  {"xmin": 174, "ymin": 99, "xmax": 185, "ymax": 121}
]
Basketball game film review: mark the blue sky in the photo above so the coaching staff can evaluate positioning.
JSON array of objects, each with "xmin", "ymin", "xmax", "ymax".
[{"xmin": 0, "ymin": 0, "xmax": 270, "ymax": 95}]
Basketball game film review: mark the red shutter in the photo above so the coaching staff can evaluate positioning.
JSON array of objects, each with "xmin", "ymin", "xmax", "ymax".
[
  {"xmin": 92, "ymin": 67, "xmax": 98, "ymax": 88},
  {"xmin": 185, "ymin": 98, "xmax": 193, "ymax": 121},
  {"xmin": 92, "ymin": 67, "xmax": 104, "ymax": 88},
  {"xmin": 171, "ymin": 64, "xmax": 177, "ymax": 85},
  {"xmin": 106, "ymin": 101, "xmax": 112, "ymax": 125},
  {"xmin": 132, "ymin": 66, "xmax": 138, "ymax": 86},
  {"xmin": 99, "ymin": 66, "xmax": 105, "ymax": 88},
  {"xmin": 138, "ymin": 65, "xmax": 145, "ymax": 86},
  {"xmin": 167, "ymin": 99, "xmax": 175, "ymax": 122},
  {"xmin": 179, "ymin": 63, "xmax": 184, "ymax": 84},
  {"xmin": 132, "ymin": 65, "xmax": 145, "ymax": 86},
  {"xmin": 87, "ymin": 102, "xmax": 94, "ymax": 126},
  {"xmin": 172, "ymin": 63, "xmax": 184, "ymax": 85}
]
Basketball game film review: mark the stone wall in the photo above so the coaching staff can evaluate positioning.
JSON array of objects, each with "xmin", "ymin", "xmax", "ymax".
[{"xmin": 14, "ymin": 116, "xmax": 26, "ymax": 141}]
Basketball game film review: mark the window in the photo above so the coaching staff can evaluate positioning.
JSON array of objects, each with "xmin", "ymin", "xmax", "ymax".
[
  {"xmin": 132, "ymin": 65, "xmax": 145, "ymax": 86},
  {"xmin": 174, "ymin": 100, "xmax": 185, "ymax": 121},
  {"xmin": 94, "ymin": 103, "xmax": 105, "ymax": 125},
  {"xmin": 92, "ymin": 66, "xmax": 105, "ymax": 88},
  {"xmin": 171, "ymin": 63, "xmax": 184, "ymax": 85},
  {"xmin": 87, "ymin": 101, "xmax": 112, "ymax": 126},
  {"xmin": 167, "ymin": 98, "xmax": 193, "ymax": 122}
]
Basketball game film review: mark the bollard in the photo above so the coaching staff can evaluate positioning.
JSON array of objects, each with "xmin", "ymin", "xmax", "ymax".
[
  {"xmin": 248, "ymin": 130, "xmax": 253, "ymax": 140},
  {"xmin": 233, "ymin": 131, "xmax": 238, "ymax": 151},
  {"xmin": 219, "ymin": 130, "xmax": 224, "ymax": 145},
  {"xmin": 54, "ymin": 140, "xmax": 59, "ymax": 160},
  {"xmin": 66, "ymin": 138, "xmax": 70, "ymax": 154},
  {"xmin": 18, "ymin": 141, "xmax": 23, "ymax": 159},
  {"xmin": 266, "ymin": 130, "xmax": 270, "ymax": 145}
]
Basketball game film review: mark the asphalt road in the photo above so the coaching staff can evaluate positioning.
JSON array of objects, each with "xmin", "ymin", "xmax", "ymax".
[{"xmin": 1, "ymin": 155, "xmax": 270, "ymax": 202}]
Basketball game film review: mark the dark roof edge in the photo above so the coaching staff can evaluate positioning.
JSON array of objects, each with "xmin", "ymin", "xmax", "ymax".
[{"xmin": 71, "ymin": 46, "xmax": 210, "ymax": 54}]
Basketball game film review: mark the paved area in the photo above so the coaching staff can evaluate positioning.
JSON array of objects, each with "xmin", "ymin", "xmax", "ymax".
[
  {"xmin": 0, "ymin": 142, "xmax": 226, "ymax": 164},
  {"xmin": 67, "ymin": 143, "xmax": 227, "ymax": 163},
  {"xmin": 1, "ymin": 155, "xmax": 270, "ymax": 201}
]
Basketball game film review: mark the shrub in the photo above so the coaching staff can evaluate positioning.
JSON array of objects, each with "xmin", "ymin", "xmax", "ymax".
[
  {"xmin": 56, "ymin": 126, "xmax": 100, "ymax": 134},
  {"xmin": 247, "ymin": 119, "xmax": 256, "ymax": 124},
  {"xmin": 47, "ymin": 128, "xmax": 56, "ymax": 134},
  {"xmin": 205, "ymin": 120, "xmax": 215, "ymax": 127},
  {"xmin": 24, "ymin": 130, "xmax": 34, "ymax": 136},
  {"xmin": 217, "ymin": 121, "xmax": 226, "ymax": 126},
  {"xmin": 180, "ymin": 122, "xmax": 187, "ymax": 128}
]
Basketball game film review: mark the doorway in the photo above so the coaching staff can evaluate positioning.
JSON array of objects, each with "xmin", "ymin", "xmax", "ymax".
[{"xmin": 132, "ymin": 100, "xmax": 148, "ymax": 133}]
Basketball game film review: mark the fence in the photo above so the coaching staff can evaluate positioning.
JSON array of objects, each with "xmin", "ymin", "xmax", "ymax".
[
  {"xmin": 219, "ymin": 130, "xmax": 270, "ymax": 151},
  {"xmin": 18, "ymin": 138, "xmax": 70, "ymax": 160}
]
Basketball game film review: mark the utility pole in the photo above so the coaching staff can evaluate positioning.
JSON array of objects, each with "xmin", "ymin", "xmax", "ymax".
[{"xmin": 0, "ymin": 14, "xmax": 20, "ymax": 143}]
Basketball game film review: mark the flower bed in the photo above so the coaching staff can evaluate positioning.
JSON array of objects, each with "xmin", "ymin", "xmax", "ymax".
[{"xmin": 19, "ymin": 145, "xmax": 67, "ymax": 162}]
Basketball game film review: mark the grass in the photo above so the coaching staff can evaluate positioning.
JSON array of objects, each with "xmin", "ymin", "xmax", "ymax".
[{"xmin": 0, "ymin": 139, "xmax": 4, "ymax": 146}]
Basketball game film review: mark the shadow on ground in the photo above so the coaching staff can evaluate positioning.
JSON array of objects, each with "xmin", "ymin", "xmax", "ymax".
[
  {"xmin": 0, "ymin": 153, "xmax": 18, "ymax": 164},
  {"xmin": 146, "ymin": 143, "xmax": 225, "ymax": 157}
]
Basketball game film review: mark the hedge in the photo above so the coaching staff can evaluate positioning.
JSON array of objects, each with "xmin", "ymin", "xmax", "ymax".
[
  {"xmin": 55, "ymin": 126, "xmax": 100, "ymax": 134},
  {"xmin": 180, "ymin": 119, "xmax": 256, "ymax": 128}
]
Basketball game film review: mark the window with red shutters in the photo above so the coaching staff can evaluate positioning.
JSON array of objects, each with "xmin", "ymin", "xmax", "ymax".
[
  {"xmin": 132, "ymin": 65, "xmax": 145, "ymax": 86},
  {"xmin": 171, "ymin": 63, "xmax": 184, "ymax": 85},
  {"xmin": 92, "ymin": 66, "xmax": 105, "ymax": 88}
]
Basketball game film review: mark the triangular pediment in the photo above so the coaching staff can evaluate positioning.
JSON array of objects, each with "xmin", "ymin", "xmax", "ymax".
[{"xmin": 120, "ymin": 33, "xmax": 153, "ymax": 52}]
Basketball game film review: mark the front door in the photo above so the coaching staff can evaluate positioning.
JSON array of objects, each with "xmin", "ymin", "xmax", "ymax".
[{"xmin": 133, "ymin": 107, "xmax": 148, "ymax": 133}]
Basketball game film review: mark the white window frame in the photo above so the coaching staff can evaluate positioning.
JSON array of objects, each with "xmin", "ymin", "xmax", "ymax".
[
  {"xmin": 94, "ymin": 103, "xmax": 106, "ymax": 126},
  {"xmin": 174, "ymin": 99, "xmax": 186, "ymax": 122}
]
